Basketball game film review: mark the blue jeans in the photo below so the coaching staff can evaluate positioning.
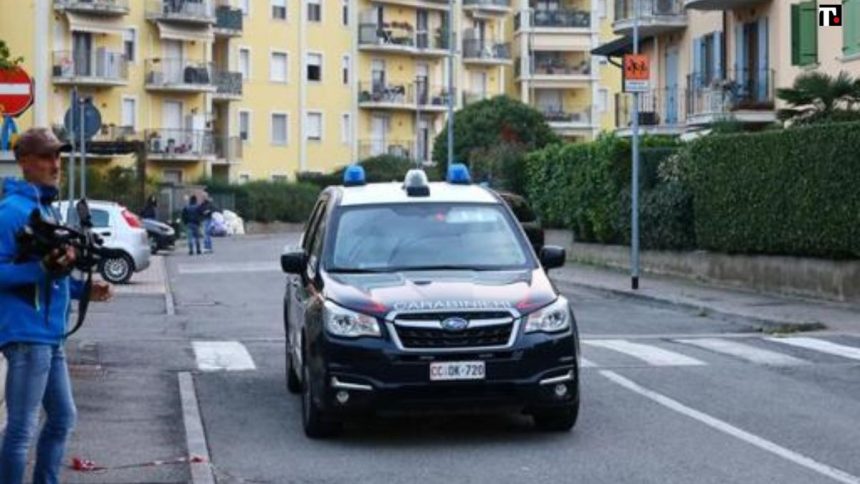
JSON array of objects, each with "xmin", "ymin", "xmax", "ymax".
[
  {"xmin": 203, "ymin": 219, "xmax": 213, "ymax": 252},
  {"xmin": 187, "ymin": 224, "xmax": 201, "ymax": 255},
  {"xmin": 1, "ymin": 344, "xmax": 77, "ymax": 484}
]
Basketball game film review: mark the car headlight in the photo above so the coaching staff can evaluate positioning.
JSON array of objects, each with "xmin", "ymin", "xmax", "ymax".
[
  {"xmin": 524, "ymin": 297, "xmax": 571, "ymax": 334},
  {"xmin": 324, "ymin": 300, "xmax": 381, "ymax": 338}
]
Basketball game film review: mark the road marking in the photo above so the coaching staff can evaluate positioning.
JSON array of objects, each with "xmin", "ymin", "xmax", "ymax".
[
  {"xmin": 602, "ymin": 370, "xmax": 860, "ymax": 484},
  {"xmin": 676, "ymin": 338, "xmax": 807, "ymax": 366},
  {"xmin": 767, "ymin": 337, "xmax": 860, "ymax": 362},
  {"xmin": 584, "ymin": 340, "xmax": 706, "ymax": 367},
  {"xmin": 192, "ymin": 341, "xmax": 256, "ymax": 371},
  {"xmin": 178, "ymin": 262, "xmax": 277, "ymax": 275},
  {"xmin": 178, "ymin": 372, "xmax": 216, "ymax": 484},
  {"xmin": 580, "ymin": 357, "xmax": 597, "ymax": 368}
]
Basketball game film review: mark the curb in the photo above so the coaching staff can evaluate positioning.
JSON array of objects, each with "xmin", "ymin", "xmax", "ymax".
[
  {"xmin": 178, "ymin": 372, "xmax": 215, "ymax": 484},
  {"xmin": 552, "ymin": 276, "xmax": 827, "ymax": 332}
]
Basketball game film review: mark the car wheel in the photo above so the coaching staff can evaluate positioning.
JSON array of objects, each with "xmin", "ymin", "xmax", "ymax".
[
  {"xmin": 100, "ymin": 253, "xmax": 134, "ymax": 284},
  {"xmin": 149, "ymin": 235, "xmax": 159, "ymax": 255},
  {"xmin": 286, "ymin": 342, "xmax": 301, "ymax": 395},
  {"xmin": 301, "ymin": 356, "xmax": 341, "ymax": 439},
  {"xmin": 533, "ymin": 400, "xmax": 579, "ymax": 432}
]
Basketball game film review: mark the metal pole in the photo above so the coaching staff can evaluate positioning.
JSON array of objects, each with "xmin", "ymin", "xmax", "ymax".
[
  {"xmin": 79, "ymin": 96, "xmax": 87, "ymax": 198},
  {"xmin": 447, "ymin": 0, "xmax": 455, "ymax": 168},
  {"xmin": 416, "ymin": 77, "xmax": 421, "ymax": 168},
  {"xmin": 631, "ymin": 0, "xmax": 641, "ymax": 290},
  {"xmin": 68, "ymin": 88, "xmax": 77, "ymax": 204}
]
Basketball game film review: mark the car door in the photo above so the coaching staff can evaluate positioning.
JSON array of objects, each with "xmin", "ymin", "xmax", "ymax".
[
  {"xmin": 89, "ymin": 207, "xmax": 116, "ymax": 247},
  {"xmin": 288, "ymin": 197, "xmax": 328, "ymax": 364}
]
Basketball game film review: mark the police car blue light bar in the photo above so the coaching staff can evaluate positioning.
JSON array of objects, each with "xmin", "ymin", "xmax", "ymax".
[
  {"xmin": 447, "ymin": 163, "xmax": 471, "ymax": 185},
  {"xmin": 343, "ymin": 164, "xmax": 366, "ymax": 186}
]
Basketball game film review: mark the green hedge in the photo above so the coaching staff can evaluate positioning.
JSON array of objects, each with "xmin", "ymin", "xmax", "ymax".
[
  {"xmin": 202, "ymin": 180, "xmax": 319, "ymax": 223},
  {"xmin": 297, "ymin": 155, "xmax": 421, "ymax": 189},
  {"xmin": 684, "ymin": 122, "xmax": 860, "ymax": 258}
]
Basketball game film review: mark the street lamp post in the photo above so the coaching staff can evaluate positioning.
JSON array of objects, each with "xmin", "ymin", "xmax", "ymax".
[
  {"xmin": 447, "ymin": 0, "xmax": 455, "ymax": 168},
  {"xmin": 631, "ymin": 0, "xmax": 641, "ymax": 290}
]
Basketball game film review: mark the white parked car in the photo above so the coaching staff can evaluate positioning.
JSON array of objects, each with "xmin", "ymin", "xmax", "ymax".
[{"xmin": 55, "ymin": 200, "xmax": 151, "ymax": 284}]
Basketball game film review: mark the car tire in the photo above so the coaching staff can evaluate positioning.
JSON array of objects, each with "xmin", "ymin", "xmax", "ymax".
[
  {"xmin": 100, "ymin": 253, "xmax": 134, "ymax": 284},
  {"xmin": 286, "ymin": 346, "xmax": 301, "ymax": 395},
  {"xmin": 149, "ymin": 235, "xmax": 159, "ymax": 255},
  {"xmin": 533, "ymin": 400, "xmax": 579, "ymax": 432},
  {"xmin": 301, "ymin": 357, "xmax": 342, "ymax": 439}
]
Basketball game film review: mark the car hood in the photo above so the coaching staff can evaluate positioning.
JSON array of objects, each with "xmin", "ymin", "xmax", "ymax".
[{"xmin": 322, "ymin": 268, "xmax": 558, "ymax": 319}]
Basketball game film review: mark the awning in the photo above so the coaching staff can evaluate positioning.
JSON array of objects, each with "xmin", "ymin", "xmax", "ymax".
[
  {"xmin": 156, "ymin": 21, "xmax": 214, "ymax": 43},
  {"xmin": 66, "ymin": 12, "xmax": 126, "ymax": 36},
  {"xmin": 591, "ymin": 35, "xmax": 654, "ymax": 58}
]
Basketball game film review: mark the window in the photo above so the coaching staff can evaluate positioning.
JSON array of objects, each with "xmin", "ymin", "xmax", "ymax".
[
  {"xmin": 90, "ymin": 209, "xmax": 110, "ymax": 228},
  {"xmin": 598, "ymin": 88, "xmax": 608, "ymax": 113},
  {"xmin": 307, "ymin": 53, "xmax": 322, "ymax": 81},
  {"xmin": 121, "ymin": 97, "xmax": 136, "ymax": 130},
  {"xmin": 123, "ymin": 28, "xmax": 136, "ymax": 62},
  {"xmin": 791, "ymin": 2, "xmax": 818, "ymax": 66},
  {"xmin": 239, "ymin": 111, "xmax": 251, "ymax": 141},
  {"xmin": 239, "ymin": 0, "xmax": 250, "ymax": 15},
  {"xmin": 342, "ymin": 0, "xmax": 349, "ymax": 25},
  {"xmin": 308, "ymin": 0, "xmax": 321, "ymax": 22},
  {"xmin": 239, "ymin": 48, "xmax": 251, "ymax": 81},
  {"xmin": 162, "ymin": 170, "xmax": 183, "ymax": 185},
  {"xmin": 306, "ymin": 112, "xmax": 322, "ymax": 141},
  {"xmin": 341, "ymin": 55, "xmax": 350, "ymax": 84},
  {"xmin": 271, "ymin": 113, "xmax": 288, "ymax": 145},
  {"xmin": 270, "ymin": 52, "xmax": 288, "ymax": 82},
  {"xmin": 844, "ymin": 0, "xmax": 860, "ymax": 56},
  {"xmin": 272, "ymin": 0, "xmax": 286, "ymax": 20},
  {"xmin": 341, "ymin": 113, "xmax": 351, "ymax": 144}
]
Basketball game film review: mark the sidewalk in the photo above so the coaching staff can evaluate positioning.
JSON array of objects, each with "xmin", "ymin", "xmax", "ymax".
[{"xmin": 550, "ymin": 263, "xmax": 860, "ymax": 333}]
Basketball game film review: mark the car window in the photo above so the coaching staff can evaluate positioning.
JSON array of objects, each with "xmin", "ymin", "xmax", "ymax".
[
  {"xmin": 307, "ymin": 206, "xmax": 327, "ymax": 277},
  {"xmin": 91, "ymin": 209, "xmax": 110, "ymax": 228},
  {"xmin": 302, "ymin": 198, "xmax": 326, "ymax": 253}
]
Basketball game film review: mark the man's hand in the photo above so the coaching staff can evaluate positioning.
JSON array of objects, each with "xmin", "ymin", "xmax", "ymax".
[
  {"xmin": 42, "ymin": 246, "xmax": 77, "ymax": 274},
  {"xmin": 90, "ymin": 281, "xmax": 113, "ymax": 302}
]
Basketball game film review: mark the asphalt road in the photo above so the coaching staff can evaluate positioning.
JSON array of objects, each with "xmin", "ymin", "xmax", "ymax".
[{"xmin": 60, "ymin": 234, "xmax": 860, "ymax": 484}]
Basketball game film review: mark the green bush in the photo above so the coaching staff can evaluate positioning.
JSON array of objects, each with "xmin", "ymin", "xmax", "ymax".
[
  {"xmin": 297, "ymin": 155, "xmax": 419, "ymax": 190},
  {"xmin": 617, "ymin": 181, "xmax": 696, "ymax": 250},
  {"xmin": 684, "ymin": 122, "xmax": 860, "ymax": 258},
  {"xmin": 201, "ymin": 179, "xmax": 318, "ymax": 223}
]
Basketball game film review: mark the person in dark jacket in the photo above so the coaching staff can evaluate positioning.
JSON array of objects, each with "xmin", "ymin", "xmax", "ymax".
[
  {"xmin": 198, "ymin": 195, "xmax": 217, "ymax": 254},
  {"xmin": 0, "ymin": 128, "xmax": 112, "ymax": 484},
  {"xmin": 140, "ymin": 194, "xmax": 158, "ymax": 220},
  {"xmin": 181, "ymin": 195, "xmax": 202, "ymax": 255}
]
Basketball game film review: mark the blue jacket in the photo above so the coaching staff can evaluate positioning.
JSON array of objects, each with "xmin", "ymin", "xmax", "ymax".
[{"xmin": 0, "ymin": 178, "xmax": 84, "ymax": 347}]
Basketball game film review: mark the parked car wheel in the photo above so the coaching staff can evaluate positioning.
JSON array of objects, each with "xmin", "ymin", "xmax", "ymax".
[
  {"xmin": 301, "ymin": 349, "xmax": 342, "ymax": 438},
  {"xmin": 149, "ymin": 235, "xmax": 160, "ymax": 255},
  {"xmin": 100, "ymin": 253, "xmax": 134, "ymax": 284}
]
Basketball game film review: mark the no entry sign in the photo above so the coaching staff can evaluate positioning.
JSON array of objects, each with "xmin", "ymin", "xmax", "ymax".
[{"xmin": 0, "ymin": 67, "xmax": 34, "ymax": 118}]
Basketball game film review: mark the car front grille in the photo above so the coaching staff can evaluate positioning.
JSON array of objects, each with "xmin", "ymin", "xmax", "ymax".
[{"xmin": 393, "ymin": 311, "xmax": 515, "ymax": 350}]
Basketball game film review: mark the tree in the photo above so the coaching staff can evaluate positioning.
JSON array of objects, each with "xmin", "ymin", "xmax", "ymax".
[
  {"xmin": 431, "ymin": 95, "xmax": 560, "ymax": 190},
  {"xmin": 0, "ymin": 40, "xmax": 24, "ymax": 70},
  {"xmin": 777, "ymin": 71, "xmax": 860, "ymax": 125}
]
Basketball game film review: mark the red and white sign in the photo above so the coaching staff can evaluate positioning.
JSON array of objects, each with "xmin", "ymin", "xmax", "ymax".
[{"xmin": 0, "ymin": 67, "xmax": 34, "ymax": 118}]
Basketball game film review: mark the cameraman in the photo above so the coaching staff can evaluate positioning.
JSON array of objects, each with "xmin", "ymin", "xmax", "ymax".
[{"xmin": 0, "ymin": 128, "xmax": 112, "ymax": 484}]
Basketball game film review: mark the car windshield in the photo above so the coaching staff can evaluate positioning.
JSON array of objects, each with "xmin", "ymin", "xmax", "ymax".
[{"xmin": 327, "ymin": 203, "xmax": 532, "ymax": 272}]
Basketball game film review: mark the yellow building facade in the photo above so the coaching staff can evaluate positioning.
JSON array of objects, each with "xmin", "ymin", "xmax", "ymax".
[{"xmin": 1, "ymin": 0, "xmax": 622, "ymax": 183}]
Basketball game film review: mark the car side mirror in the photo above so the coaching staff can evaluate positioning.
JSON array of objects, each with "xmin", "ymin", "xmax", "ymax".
[
  {"xmin": 281, "ymin": 248, "xmax": 307, "ymax": 274},
  {"xmin": 539, "ymin": 246, "xmax": 566, "ymax": 271}
]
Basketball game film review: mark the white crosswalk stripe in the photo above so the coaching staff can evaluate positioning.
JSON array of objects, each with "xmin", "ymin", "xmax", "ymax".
[
  {"xmin": 766, "ymin": 337, "xmax": 860, "ymax": 362},
  {"xmin": 579, "ymin": 357, "xmax": 597, "ymax": 368},
  {"xmin": 583, "ymin": 339, "xmax": 706, "ymax": 367},
  {"xmin": 192, "ymin": 341, "xmax": 257, "ymax": 371},
  {"xmin": 675, "ymin": 338, "xmax": 808, "ymax": 366}
]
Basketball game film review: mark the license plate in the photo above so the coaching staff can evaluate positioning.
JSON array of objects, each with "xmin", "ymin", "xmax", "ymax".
[{"xmin": 429, "ymin": 361, "xmax": 486, "ymax": 381}]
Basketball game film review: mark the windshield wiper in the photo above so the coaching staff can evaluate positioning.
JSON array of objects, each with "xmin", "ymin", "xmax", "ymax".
[{"xmin": 389, "ymin": 265, "xmax": 494, "ymax": 272}]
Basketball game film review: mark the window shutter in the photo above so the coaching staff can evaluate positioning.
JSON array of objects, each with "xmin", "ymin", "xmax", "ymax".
[
  {"xmin": 791, "ymin": 4, "xmax": 801, "ymax": 65},
  {"xmin": 844, "ymin": 0, "xmax": 855, "ymax": 54},
  {"xmin": 713, "ymin": 31, "xmax": 723, "ymax": 80},
  {"xmin": 692, "ymin": 36, "xmax": 701, "ymax": 88},
  {"xmin": 799, "ymin": 1, "xmax": 818, "ymax": 65}
]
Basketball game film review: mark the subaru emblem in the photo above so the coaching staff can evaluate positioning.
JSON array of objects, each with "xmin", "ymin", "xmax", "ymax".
[{"xmin": 441, "ymin": 317, "xmax": 469, "ymax": 332}]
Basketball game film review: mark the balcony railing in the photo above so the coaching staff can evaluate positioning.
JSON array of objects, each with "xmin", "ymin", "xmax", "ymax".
[
  {"xmin": 463, "ymin": 0, "xmax": 512, "ymax": 8},
  {"xmin": 213, "ymin": 70, "xmax": 242, "ymax": 97},
  {"xmin": 463, "ymin": 91, "xmax": 489, "ymax": 106},
  {"xmin": 214, "ymin": 136, "xmax": 242, "ymax": 162},
  {"xmin": 686, "ymin": 68, "xmax": 776, "ymax": 117},
  {"xmin": 529, "ymin": 56, "xmax": 591, "ymax": 76},
  {"xmin": 358, "ymin": 140, "xmax": 418, "ymax": 161},
  {"xmin": 54, "ymin": 0, "xmax": 130, "ymax": 15},
  {"xmin": 541, "ymin": 107, "xmax": 591, "ymax": 124},
  {"xmin": 215, "ymin": 4, "xmax": 243, "ymax": 32},
  {"xmin": 416, "ymin": 83, "xmax": 455, "ymax": 107},
  {"xmin": 145, "ymin": 58, "xmax": 214, "ymax": 88},
  {"xmin": 147, "ymin": 0, "xmax": 215, "ymax": 23},
  {"xmin": 52, "ymin": 50, "xmax": 128, "ymax": 84},
  {"xmin": 146, "ymin": 129, "xmax": 215, "ymax": 158},
  {"xmin": 616, "ymin": 89, "xmax": 686, "ymax": 129},
  {"xmin": 615, "ymin": 0, "xmax": 684, "ymax": 22},
  {"xmin": 462, "ymin": 40, "xmax": 511, "ymax": 61},
  {"xmin": 358, "ymin": 23, "xmax": 451, "ymax": 51},
  {"xmin": 359, "ymin": 82, "xmax": 416, "ymax": 107},
  {"xmin": 515, "ymin": 9, "xmax": 591, "ymax": 29}
]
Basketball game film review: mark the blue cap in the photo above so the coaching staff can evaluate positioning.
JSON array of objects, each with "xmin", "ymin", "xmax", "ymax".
[
  {"xmin": 447, "ymin": 163, "xmax": 471, "ymax": 185},
  {"xmin": 343, "ymin": 164, "xmax": 366, "ymax": 186}
]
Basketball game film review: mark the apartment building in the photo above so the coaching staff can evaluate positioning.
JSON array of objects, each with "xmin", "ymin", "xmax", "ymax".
[{"xmin": 595, "ymin": 0, "xmax": 860, "ymax": 137}]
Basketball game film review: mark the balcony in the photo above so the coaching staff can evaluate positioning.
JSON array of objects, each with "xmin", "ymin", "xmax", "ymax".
[
  {"xmin": 463, "ymin": 0, "xmax": 512, "ymax": 16},
  {"xmin": 146, "ymin": 129, "xmax": 215, "ymax": 161},
  {"xmin": 146, "ymin": 0, "xmax": 215, "ymax": 25},
  {"xmin": 212, "ymin": 70, "xmax": 242, "ymax": 100},
  {"xmin": 463, "ymin": 91, "xmax": 490, "ymax": 106},
  {"xmin": 541, "ymin": 106, "xmax": 593, "ymax": 135},
  {"xmin": 214, "ymin": 136, "xmax": 242, "ymax": 164},
  {"xmin": 358, "ymin": 82, "xmax": 416, "ymax": 110},
  {"xmin": 145, "ymin": 58, "xmax": 215, "ymax": 93},
  {"xmin": 514, "ymin": 8, "xmax": 591, "ymax": 31},
  {"xmin": 462, "ymin": 40, "xmax": 512, "ymax": 65},
  {"xmin": 358, "ymin": 140, "xmax": 421, "ymax": 162},
  {"xmin": 518, "ymin": 54, "xmax": 592, "ymax": 85},
  {"xmin": 686, "ymin": 69, "xmax": 777, "ymax": 125},
  {"xmin": 417, "ymin": 84, "xmax": 455, "ymax": 111},
  {"xmin": 358, "ymin": 22, "xmax": 451, "ymax": 57},
  {"xmin": 684, "ymin": 0, "xmax": 768, "ymax": 10},
  {"xmin": 370, "ymin": 0, "xmax": 450, "ymax": 11},
  {"xmin": 214, "ymin": 3, "xmax": 243, "ymax": 36},
  {"xmin": 52, "ymin": 50, "xmax": 128, "ymax": 87},
  {"xmin": 54, "ymin": 0, "xmax": 130, "ymax": 16},
  {"xmin": 613, "ymin": 0, "xmax": 686, "ymax": 36},
  {"xmin": 615, "ymin": 89, "xmax": 686, "ymax": 136}
]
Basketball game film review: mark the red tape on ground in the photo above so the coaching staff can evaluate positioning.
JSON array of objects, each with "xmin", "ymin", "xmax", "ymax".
[{"xmin": 69, "ymin": 455, "xmax": 207, "ymax": 473}]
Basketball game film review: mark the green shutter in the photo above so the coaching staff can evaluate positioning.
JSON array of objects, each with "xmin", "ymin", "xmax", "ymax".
[
  {"xmin": 799, "ymin": 1, "xmax": 818, "ymax": 65},
  {"xmin": 845, "ymin": 0, "xmax": 860, "ymax": 56},
  {"xmin": 791, "ymin": 4, "xmax": 801, "ymax": 65}
]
